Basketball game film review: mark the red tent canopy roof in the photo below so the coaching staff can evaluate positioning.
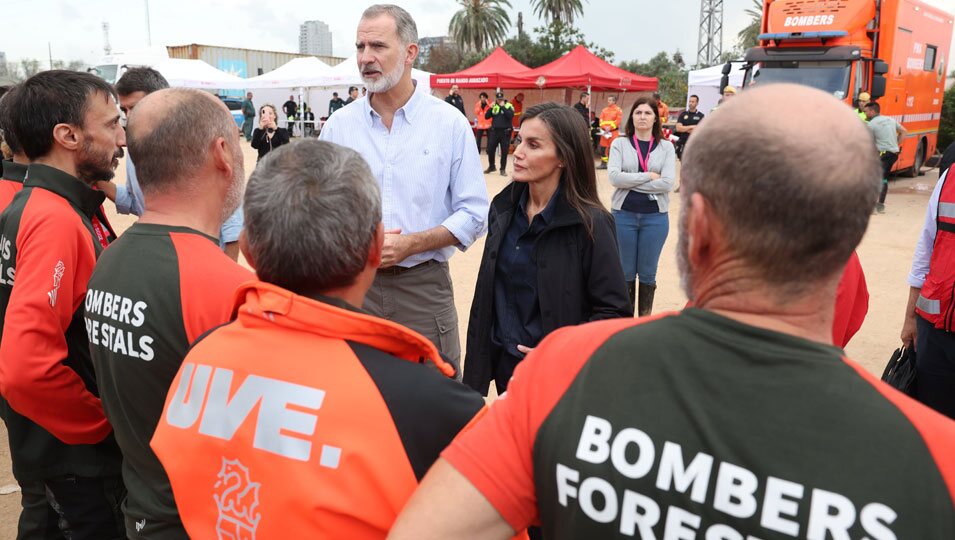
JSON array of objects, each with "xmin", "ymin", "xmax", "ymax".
[
  {"xmin": 499, "ymin": 45, "xmax": 658, "ymax": 91},
  {"xmin": 430, "ymin": 47, "xmax": 531, "ymax": 88}
]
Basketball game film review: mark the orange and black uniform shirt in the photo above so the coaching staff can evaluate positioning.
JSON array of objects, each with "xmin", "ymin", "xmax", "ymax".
[
  {"xmin": 0, "ymin": 163, "xmax": 121, "ymax": 482},
  {"xmin": 0, "ymin": 160, "xmax": 26, "ymax": 210},
  {"xmin": 444, "ymin": 308, "xmax": 955, "ymax": 538},
  {"xmin": 151, "ymin": 281, "xmax": 485, "ymax": 539},
  {"xmin": 85, "ymin": 223, "xmax": 252, "ymax": 539}
]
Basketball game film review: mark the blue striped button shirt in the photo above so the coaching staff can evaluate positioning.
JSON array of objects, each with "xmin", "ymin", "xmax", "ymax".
[{"xmin": 319, "ymin": 89, "xmax": 489, "ymax": 267}]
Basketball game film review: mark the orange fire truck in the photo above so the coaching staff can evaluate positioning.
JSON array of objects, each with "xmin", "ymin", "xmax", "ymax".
[{"xmin": 736, "ymin": 0, "xmax": 953, "ymax": 175}]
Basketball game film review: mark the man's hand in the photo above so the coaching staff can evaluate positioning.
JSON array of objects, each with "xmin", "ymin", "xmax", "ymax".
[
  {"xmin": 648, "ymin": 172, "xmax": 661, "ymax": 180},
  {"xmin": 901, "ymin": 287, "xmax": 921, "ymax": 349},
  {"xmin": 516, "ymin": 345, "xmax": 534, "ymax": 355},
  {"xmin": 901, "ymin": 313, "xmax": 917, "ymax": 349},
  {"xmin": 380, "ymin": 228, "xmax": 410, "ymax": 268}
]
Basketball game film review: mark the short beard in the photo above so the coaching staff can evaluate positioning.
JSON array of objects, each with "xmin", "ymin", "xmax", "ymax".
[
  {"xmin": 361, "ymin": 61, "xmax": 405, "ymax": 94},
  {"xmin": 76, "ymin": 140, "xmax": 119, "ymax": 184},
  {"xmin": 677, "ymin": 209, "xmax": 694, "ymax": 303}
]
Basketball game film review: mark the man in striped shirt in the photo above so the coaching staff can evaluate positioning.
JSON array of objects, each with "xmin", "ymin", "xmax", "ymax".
[{"xmin": 319, "ymin": 4, "xmax": 488, "ymax": 374}]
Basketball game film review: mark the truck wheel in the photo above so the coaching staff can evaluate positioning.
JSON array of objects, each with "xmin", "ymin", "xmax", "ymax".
[{"xmin": 907, "ymin": 139, "xmax": 925, "ymax": 177}]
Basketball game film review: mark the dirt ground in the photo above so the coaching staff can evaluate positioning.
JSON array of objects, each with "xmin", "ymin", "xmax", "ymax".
[{"xmin": 0, "ymin": 142, "xmax": 942, "ymax": 536}]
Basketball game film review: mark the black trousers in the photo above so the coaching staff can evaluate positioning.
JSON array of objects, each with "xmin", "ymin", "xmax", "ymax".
[
  {"xmin": 17, "ymin": 474, "xmax": 126, "ymax": 540},
  {"xmin": 879, "ymin": 151, "xmax": 899, "ymax": 204},
  {"xmin": 915, "ymin": 315, "xmax": 955, "ymax": 419},
  {"xmin": 475, "ymin": 128, "xmax": 488, "ymax": 152},
  {"xmin": 487, "ymin": 128, "xmax": 510, "ymax": 171}
]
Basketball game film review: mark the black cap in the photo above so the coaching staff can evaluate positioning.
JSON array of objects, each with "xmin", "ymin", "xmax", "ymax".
[{"xmin": 495, "ymin": 91, "xmax": 505, "ymax": 99}]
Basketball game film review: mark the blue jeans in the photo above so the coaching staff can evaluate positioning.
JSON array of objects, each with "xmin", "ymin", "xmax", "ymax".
[{"xmin": 613, "ymin": 209, "xmax": 669, "ymax": 284}]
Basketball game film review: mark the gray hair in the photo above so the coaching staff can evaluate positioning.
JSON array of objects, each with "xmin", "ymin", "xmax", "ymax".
[
  {"xmin": 362, "ymin": 4, "xmax": 418, "ymax": 44},
  {"xmin": 127, "ymin": 88, "xmax": 236, "ymax": 195},
  {"xmin": 244, "ymin": 140, "xmax": 382, "ymax": 294}
]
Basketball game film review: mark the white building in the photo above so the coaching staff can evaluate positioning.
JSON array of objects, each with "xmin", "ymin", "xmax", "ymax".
[{"xmin": 299, "ymin": 21, "xmax": 333, "ymax": 56}]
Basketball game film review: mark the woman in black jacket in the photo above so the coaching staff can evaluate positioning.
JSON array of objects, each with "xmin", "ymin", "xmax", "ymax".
[
  {"xmin": 250, "ymin": 104, "xmax": 290, "ymax": 161},
  {"xmin": 464, "ymin": 103, "xmax": 631, "ymax": 395}
]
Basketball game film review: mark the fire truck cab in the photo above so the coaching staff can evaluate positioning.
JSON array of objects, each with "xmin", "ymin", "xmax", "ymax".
[{"xmin": 736, "ymin": 0, "xmax": 953, "ymax": 175}]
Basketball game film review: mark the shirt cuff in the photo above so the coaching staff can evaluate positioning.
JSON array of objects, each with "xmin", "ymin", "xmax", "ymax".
[
  {"xmin": 907, "ymin": 272, "xmax": 925, "ymax": 289},
  {"xmin": 441, "ymin": 212, "xmax": 484, "ymax": 251}
]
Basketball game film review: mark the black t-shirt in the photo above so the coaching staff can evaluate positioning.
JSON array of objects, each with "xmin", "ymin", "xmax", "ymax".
[
  {"xmin": 282, "ymin": 100, "xmax": 298, "ymax": 118},
  {"xmin": 677, "ymin": 109, "xmax": 705, "ymax": 143}
]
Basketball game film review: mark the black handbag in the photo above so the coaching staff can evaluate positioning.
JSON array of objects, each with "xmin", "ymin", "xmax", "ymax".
[{"xmin": 881, "ymin": 347, "xmax": 917, "ymax": 395}]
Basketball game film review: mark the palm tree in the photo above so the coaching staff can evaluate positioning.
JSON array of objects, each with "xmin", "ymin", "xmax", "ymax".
[
  {"xmin": 531, "ymin": 0, "xmax": 585, "ymax": 25},
  {"xmin": 737, "ymin": 0, "xmax": 764, "ymax": 50},
  {"xmin": 449, "ymin": 0, "xmax": 513, "ymax": 52}
]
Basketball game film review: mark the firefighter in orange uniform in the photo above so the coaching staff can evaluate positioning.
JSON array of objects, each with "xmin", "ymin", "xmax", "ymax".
[
  {"xmin": 598, "ymin": 95, "xmax": 623, "ymax": 169},
  {"xmin": 151, "ymin": 140, "xmax": 485, "ymax": 540}
]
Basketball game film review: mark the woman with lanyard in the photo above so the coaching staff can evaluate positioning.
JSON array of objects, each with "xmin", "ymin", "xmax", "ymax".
[
  {"xmin": 251, "ymin": 104, "xmax": 290, "ymax": 162},
  {"xmin": 608, "ymin": 96, "xmax": 676, "ymax": 316},
  {"xmin": 464, "ymin": 103, "xmax": 631, "ymax": 396}
]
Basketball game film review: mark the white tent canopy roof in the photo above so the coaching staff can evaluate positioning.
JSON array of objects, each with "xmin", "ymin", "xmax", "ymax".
[
  {"xmin": 235, "ymin": 56, "xmax": 336, "ymax": 89},
  {"xmin": 151, "ymin": 59, "xmax": 245, "ymax": 89}
]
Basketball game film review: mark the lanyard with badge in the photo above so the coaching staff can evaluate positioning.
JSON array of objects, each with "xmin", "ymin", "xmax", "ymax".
[{"xmin": 632, "ymin": 136, "xmax": 655, "ymax": 173}]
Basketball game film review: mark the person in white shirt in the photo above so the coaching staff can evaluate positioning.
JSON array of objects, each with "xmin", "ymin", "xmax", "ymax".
[{"xmin": 319, "ymin": 4, "xmax": 488, "ymax": 374}]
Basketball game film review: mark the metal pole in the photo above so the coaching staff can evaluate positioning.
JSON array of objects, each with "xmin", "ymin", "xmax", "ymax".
[{"xmin": 144, "ymin": 0, "xmax": 152, "ymax": 46}]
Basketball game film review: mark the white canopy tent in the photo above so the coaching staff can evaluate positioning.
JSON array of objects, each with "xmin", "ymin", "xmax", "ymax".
[
  {"xmin": 687, "ymin": 62, "xmax": 746, "ymax": 115},
  {"xmin": 233, "ymin": 56, "xmax": 335, "ymax": 89},
  {"xmin": 151, "ymin": 59, "xmax": 246, "ymax": 89}
]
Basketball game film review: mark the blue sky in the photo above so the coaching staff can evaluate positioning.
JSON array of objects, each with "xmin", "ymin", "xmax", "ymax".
[{"xmin": 2, "ymin": 0, "xmax": 953, "ymax": 69}]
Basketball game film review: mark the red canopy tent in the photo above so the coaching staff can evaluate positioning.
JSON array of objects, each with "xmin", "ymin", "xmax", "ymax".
[
  {"xmin": 498, "ymin": 45, "xmax": 658, "ymax": 92},
  {"xmin": 430, "ymin": 47, "xmax": 531, "ymax": 89}
]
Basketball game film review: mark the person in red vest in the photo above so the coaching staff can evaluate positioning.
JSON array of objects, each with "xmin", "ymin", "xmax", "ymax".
[{"xmin": 901, "ymin": 164, "xmax": 955, "ymax": 418}]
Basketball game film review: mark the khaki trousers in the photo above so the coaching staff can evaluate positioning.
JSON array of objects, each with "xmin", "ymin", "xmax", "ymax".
[{"xmin": 364, "ymin": 261, "xmax": 462, "ymax": 377}]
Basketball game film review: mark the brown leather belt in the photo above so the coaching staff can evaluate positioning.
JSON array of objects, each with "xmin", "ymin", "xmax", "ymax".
[{"xmin": 376, "ymin": 260, "xmax": 437, "ymax": 276}]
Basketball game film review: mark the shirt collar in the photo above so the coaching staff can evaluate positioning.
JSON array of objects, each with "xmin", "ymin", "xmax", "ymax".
[
  {"xmin": 365, "ymin": 81, "xmax": 423, "ymax": 127},
  {"xmin": 1, "ymin": 160, "xmax": 27, "ymax": 183},
  {"xmin": 24, "ymin": 163, "xmax": 105, "ymax": 219},
  {"xmin": 518, "ymin": 183, "xmax": 560, "ymax": 225}
]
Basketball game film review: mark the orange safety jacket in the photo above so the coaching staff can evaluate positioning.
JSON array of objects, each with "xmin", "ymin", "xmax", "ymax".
[
  {"xmin": 151, "ymin": 281, "xmax": 485, "ymax": 539},
  {"xmin": 475, "ymin": 100, "xmax": 492, "ymax": 130},
  {"xmin": 598, "ymin": 104, "xmax": 623, "ymax": 148},
  {"xmin": 916, "ymin": 172, "xmax": 955, "ymax": 330}
]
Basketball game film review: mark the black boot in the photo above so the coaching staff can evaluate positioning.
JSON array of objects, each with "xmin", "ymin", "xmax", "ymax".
[
  {"xmin": 484, "ymin": 166, "xmax": 496, "ymax": 174},
  {"xmin": 637, "ymin": 282, "xmax": 656, "ymax": 317},
  {"xmin": 626, "ymin": 280, "xmax": 636, "ymax": 316}
]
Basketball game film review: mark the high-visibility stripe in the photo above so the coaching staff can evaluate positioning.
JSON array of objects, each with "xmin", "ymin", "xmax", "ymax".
[
  {"xmin": 939, "ymin": 202, "xmax": 955, "ymax": 220},
  {"xmin": 917, "ymin": 295, "xmax": 941, "ymax": 315}
]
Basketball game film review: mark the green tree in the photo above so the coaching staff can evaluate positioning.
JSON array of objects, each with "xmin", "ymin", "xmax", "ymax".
[
  {"xmin": 736, "ymin": 0, "xmax": 764, "ymax": 52},
  {"xmin": 939, "ymin": 85, "xmax": 955, "ymax": 151},
  {"xmin": 620, "ymin": 51, "xmax": 689, "ymax": 106},
  {"xmin": 449, "ymin": 0, "xmax": 512, "ymax": 52},
  {"xmin": 531, "ymin": 0, "xmax": 585, "ymax": 24},
  {"xmin": 502, "ymin": 20, "xmax": 613, "ymax": 68}
]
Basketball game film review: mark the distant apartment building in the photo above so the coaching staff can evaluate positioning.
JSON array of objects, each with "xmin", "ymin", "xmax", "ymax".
[
  {"xmin": 417, "ymin": 36, "xmax": 450, "ymax": 65},
  {"xmin": 299, "ymin": 20, "xmax": 333, "ymax": 56}
]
